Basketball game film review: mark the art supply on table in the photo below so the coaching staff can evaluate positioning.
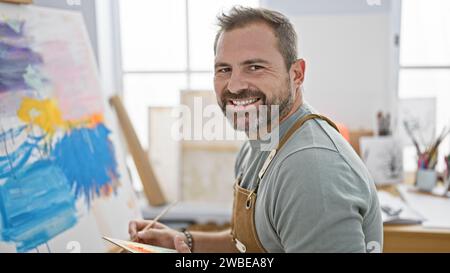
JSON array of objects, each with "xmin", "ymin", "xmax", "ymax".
[
  {"xmin": 377, "ymin": 111, "xmax": 391, "ymax": 136},
  {"xmin": 403, "ymin": 121, "xmax": 422, "ymax": 156},
  {"xmin": 404, "ymin": 124, "xmax": 450, "ymax": 170},
  {"xmin": 445, "ymin": 155, "xmax": 450, "ymax": 179},
  {"xmin": 397, "ymin": 184, "xmax": 450, "ymax": 229},
  {"xmin": 440, "ymin": 155, "xmax": 450, "ymax": 196},
  {"xmin": 416, "ymin": 169, "xmax": 438, "ymax": 192},
  {"xmin": 377, "ymin": 191, "xmax": 424, "ymax": 225},
  {"xmin": 381, "ymin": 205, "xmax": 403, "ymax": 217},
  {"xmin": 403, "ymin": 121, "xmax": 450, "ymax": 192}
]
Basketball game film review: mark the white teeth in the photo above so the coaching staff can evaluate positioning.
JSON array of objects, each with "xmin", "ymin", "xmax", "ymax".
[{"xmin": 232, "ymin": 98, "xmax": 258, "ymax": 106}]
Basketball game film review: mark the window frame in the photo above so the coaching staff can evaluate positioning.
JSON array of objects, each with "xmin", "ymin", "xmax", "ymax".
[
  {"xmin": 115, "ymin": 0, "xmax": 218, "ymax": 99},
  {"xmin": 398, "ymin": 0, "xmax": 450, "ymax": 171}
]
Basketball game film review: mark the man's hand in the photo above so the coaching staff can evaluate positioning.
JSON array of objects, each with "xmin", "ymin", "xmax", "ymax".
[
  {"xmin": 129, "ymin": 220, "xmax": 238, "ymax": 253},
  {"xmin": 174, "ymin": 235, "xmax": 191, "ymax": 253},
  {"xmin": 128, "ymin": 219, "xmax": 191, "ymax": 252}
]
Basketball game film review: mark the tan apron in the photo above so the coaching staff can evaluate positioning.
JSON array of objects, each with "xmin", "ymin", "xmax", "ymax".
[{"xmin": 230, "ymin": 113, "xmax": 339, "ymax": 253}]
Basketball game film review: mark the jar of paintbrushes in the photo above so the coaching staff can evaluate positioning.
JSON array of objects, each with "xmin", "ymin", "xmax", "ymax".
[{"xmin": 404, "ymin": 122, "xmax": 450, "ymax": 192}]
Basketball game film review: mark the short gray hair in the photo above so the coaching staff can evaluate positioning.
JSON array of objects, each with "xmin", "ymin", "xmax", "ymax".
[{"xmin": 214, "ymin": 6, "xmax": 298, "ymax": 71}]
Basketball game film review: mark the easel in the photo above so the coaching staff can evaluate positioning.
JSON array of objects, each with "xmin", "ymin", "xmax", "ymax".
[{"xmin": 109, "ymin": 95, "xmax": 167, "ymax": 206}]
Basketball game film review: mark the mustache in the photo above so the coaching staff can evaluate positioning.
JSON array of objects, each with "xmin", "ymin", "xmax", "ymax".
[{"xmin": 220, "ymin": 89, "xmax": 266, "ymax": 103}]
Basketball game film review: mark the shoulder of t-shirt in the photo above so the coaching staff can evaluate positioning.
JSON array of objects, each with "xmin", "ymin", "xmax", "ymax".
[{"xmin": 278, "ymin": 117, "xmax": 340, "ymax": 155}]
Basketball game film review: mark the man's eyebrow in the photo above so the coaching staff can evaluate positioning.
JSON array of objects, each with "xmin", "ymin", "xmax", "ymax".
[
  {"xmin": 214, "ymin": 62, "xmax": 231, "ymax": 68},
  {"xmin": 214, "ymin": 59, "xmax": 271, "ymax": 69},
  {"xmin": 240, "ymin": 59, "xmax": 270, "ymax": 66}
]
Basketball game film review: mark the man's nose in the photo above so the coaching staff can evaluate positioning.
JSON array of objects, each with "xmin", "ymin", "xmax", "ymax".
[{"xmin": 227, "ymin": 71, "xmax": 248, "ymax": 94}]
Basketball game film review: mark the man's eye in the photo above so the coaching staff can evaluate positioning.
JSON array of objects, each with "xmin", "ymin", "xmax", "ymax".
[
  {"xmin": 249, "ymin": 65, "xmax": 263, "ymax": 71},
  {"xmin": 216, "ymin": 68, "xmax": 230, "ymax": 73}
]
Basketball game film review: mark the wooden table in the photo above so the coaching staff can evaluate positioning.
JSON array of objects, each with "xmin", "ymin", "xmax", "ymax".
[{"xmin": 384, "ymin": 224, "xmax": 450, "ymax": 252}]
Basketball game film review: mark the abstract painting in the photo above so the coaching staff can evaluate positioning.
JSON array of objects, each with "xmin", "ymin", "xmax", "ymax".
[{"xmin": 0, "ymin": 4, "xmax": 140, "ymax": 252}]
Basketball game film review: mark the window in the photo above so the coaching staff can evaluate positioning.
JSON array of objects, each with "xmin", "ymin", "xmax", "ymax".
[
  {"xmin": 118, "ymin": 0, "xmax": 259, "ymax": 148},
  {"xmin": 399, "ymin": 0, "xmax": 450, "ymax": 171}
]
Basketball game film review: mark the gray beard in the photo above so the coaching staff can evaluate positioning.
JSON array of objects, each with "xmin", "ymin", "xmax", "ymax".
[{"xmin": 223, "ymin": 86, "xmax": 295, "ymax": 135}]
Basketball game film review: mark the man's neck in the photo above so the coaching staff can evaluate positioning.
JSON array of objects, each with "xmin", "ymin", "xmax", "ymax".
[
  {"xmin": 279, "ymin": 96, "xmax": 303, "ymax": 125},
  {"xmin": 248, "ymin": 95, "xmax": 303, "ymax": 140}
]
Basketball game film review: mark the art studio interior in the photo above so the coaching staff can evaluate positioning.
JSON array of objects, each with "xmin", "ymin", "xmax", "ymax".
[{"xmin": 0, "ymin": 0, "xmax": 450, "ymax": 254}]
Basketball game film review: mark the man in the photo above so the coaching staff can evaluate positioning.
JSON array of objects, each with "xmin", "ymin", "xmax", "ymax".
[{"xmin": 129, "ymin": 6, "xmax": 382, "ymax": 253}]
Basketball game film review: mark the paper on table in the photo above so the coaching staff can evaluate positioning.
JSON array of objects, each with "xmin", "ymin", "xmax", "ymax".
[
  {"xmin": 377, "ymin": 191, "xmax": 424, "ymax": 225},
  {"xmin": 397, "ymin": 184, "xmax": 450, "ymax": 229},
  {"xmin": 102, "ymin": 236, "xmax": 177, "ymax": 253}
]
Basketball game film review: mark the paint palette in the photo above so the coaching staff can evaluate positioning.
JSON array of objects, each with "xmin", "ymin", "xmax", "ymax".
[{"xmin": 102, "ymin": 236, "xmax": 177, "ymax": 253}]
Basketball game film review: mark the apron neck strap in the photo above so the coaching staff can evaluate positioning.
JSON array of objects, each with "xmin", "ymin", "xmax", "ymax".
[
  {"xmin": 277, "ymin": 113, "xmax": 339, "ymax": 151},
  {"xmin": 256, "ymin": 113, "xmax": 339, "ymax": 185}
]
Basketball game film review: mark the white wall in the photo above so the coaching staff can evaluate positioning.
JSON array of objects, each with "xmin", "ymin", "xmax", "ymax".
[
  {"xmin": 262, "ymin": 0, "xmax": 400, "ymax": 130},
  {"xmin": 293, "ymin": 14, "xmax": 391, "ymax": 129}
]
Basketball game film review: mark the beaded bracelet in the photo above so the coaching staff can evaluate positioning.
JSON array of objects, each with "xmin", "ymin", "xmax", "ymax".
[{"xmin": 181, "ymin": 229, "xmax": 193, "ymax": 251}]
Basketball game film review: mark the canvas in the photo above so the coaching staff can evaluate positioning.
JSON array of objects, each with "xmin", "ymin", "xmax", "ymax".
[{"xmin": 0, "ymin": 4, "xmax": 141, "ymax": 253}]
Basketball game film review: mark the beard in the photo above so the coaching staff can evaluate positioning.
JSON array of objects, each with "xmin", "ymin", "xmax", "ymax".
[{"xmin": 218, "ymin": 78, "xmax": 294, "ymax": 135}]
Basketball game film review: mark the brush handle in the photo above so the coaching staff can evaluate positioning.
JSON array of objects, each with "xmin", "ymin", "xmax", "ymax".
[{"xmin": 142, "ymin": 201, "xmax": 179, "ymax": 232}]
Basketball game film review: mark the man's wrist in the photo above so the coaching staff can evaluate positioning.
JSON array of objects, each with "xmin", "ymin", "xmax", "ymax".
[{"xmin": 181, "ymin": 228, "xmax": 193, "ymax": 252}]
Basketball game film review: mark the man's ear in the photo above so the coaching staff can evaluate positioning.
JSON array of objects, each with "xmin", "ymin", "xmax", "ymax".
[{"xmin": 290, "ymin": 59, "xmax": 306, "ymax": 90}]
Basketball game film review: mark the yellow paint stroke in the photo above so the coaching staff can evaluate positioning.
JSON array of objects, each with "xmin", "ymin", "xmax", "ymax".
[
  {"xmin": 17, "ymin": 97, "xmax": 105, "ymax": 136},
  {"xmin": 17, "ymin": 98, "xmax": 66, "ymax": 135}
]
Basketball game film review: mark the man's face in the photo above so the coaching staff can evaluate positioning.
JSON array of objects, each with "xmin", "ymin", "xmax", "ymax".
[{"xmin": 214, "ymin": 23, "xmax": 296, "ymax": 133}]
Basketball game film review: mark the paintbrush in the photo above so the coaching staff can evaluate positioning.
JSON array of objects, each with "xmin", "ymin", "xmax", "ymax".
[
  {"xmin": 403, "ymin": 121, "xmax": 422, "ymax": 155},
  {"xmin": 445, "ymin": 156, "xmax": 449, "ymax": 176},
  {"xmin": 426, "ymin": 126, "xmax": 450, "ymax": 169},
  {"xmin": 132, "ymin": 200, "xmax": 178, "ymax": 242}
]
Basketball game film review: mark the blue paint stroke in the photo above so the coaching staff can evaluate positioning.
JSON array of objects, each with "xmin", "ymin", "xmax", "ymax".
[
  {"xmin": 0, "ymin": 126, "xmax": 44, "ymax": 179},
  {"xmin": 0, "ymin": 20, "xmax": 46, "ymax": 93},
  {"xmin": 51, "ymin": 123, "xmax": 119, "ymax": 206},
  {"xmin": 0, "ymin": 125, "xmax": 26, "ymax": 140},
  {"xmin": 0, "ymin": 160, "xmax": 77, "ymax": 253}
]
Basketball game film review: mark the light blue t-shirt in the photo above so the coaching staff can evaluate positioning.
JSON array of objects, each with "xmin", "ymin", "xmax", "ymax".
[{"xmin": 234, "ymin": 103, "xmax": 383, "ymax": 252}]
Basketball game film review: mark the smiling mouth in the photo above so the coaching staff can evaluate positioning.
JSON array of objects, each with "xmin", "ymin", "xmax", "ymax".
[{"xmin": 228, "ymin": 97, "xmax": 261, "ymax": 107}]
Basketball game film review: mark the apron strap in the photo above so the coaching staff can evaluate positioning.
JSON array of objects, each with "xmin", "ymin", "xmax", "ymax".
[
  {"xmin": 277, "ymin": 114, "xmax": 339, "ymax": 150},
  {"xmin": 256, "ymin": 113, "xmax": 339, "ymax": 184}
]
